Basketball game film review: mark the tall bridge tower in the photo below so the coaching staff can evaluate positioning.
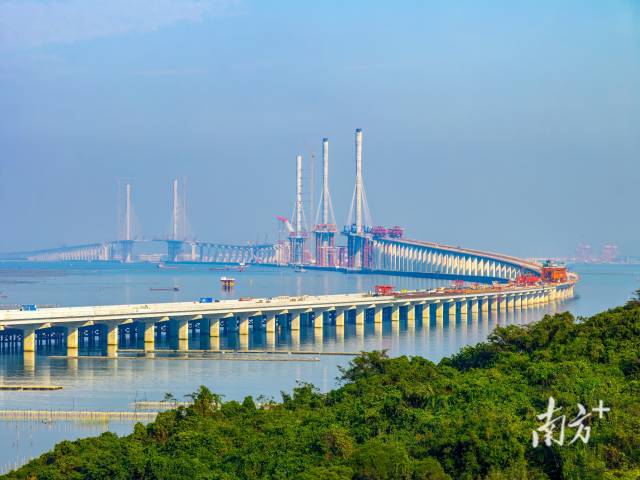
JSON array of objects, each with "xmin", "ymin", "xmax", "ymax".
[
  {"xmin": 314, "ymin": 138, "xmax": 337, "ymax": 267},
  {"xmin": 345, "ymin": 128, "xmax": 373, "ymax": 270},
  {"xmin": 289, "ymin": 154, "xmax": 308, "ymax": 264},
  {"xmin": 114, "ymin": 182, "xmax": 135, "ymax": 262},
  {"xmin": 167, "ymin": 178, "xmax": 186, "ymax": 262}
]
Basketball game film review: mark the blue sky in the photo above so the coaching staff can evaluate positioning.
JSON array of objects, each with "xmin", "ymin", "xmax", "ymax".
[{"xmin": 1, "ymin": 0, "xmax": 639, "ymax": 258}]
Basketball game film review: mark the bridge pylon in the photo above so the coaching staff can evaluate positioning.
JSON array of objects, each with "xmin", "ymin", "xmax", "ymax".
[{"xmin": 314, "ymin": 137, "xmax": 337, "ymax": 267}]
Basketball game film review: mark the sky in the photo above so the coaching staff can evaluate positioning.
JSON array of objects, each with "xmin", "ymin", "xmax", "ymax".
[{"xmin": 0, "ymin": 0, "xmax": 639, "ymax": 258}]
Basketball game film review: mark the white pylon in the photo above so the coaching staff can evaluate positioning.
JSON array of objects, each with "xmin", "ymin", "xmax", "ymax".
[
  {"xmin": 314, "ymin": 137, "xmax": 336, "ymax": 227},
  {"xmin": 347, "ymin": 128, "xmax": 372, "ymax": 231}
]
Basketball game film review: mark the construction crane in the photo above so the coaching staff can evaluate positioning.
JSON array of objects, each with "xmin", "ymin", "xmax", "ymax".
[{"xmin": 276, "ymin": 215, "xmax": 294, "ymax": 234}]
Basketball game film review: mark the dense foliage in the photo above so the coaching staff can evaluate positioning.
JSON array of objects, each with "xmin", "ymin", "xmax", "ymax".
[{"xmin": 5, "ymin": 299, "xmax": 640, "ymax": 480}]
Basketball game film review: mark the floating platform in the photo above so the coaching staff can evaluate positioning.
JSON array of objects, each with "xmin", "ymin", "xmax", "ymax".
[
  {"xmin": 0, "ymin": 410, "xmax": 158, "ymax": 421},
  {"xmin": 0, "ymin": 385, "xmax": 63, "ymax": 391}
]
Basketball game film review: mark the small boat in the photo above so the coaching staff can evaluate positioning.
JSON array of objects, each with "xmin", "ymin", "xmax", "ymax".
[
  {"xmin": 294, "ymin": 265, "xmax": 306, "ymax": 273},
  {"xmin": 220, "ymin": 277, "xmax": 235, "ymax": 289},
  {"xmin": 157, "ymin": 263, "xmax": 178, "ymax": 270},
  {"xmin": 150, "ymin": 287, "xmax": 180, "ymax": 292}
]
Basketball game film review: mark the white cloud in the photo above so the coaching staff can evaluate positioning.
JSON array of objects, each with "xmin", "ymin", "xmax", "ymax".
[{"xmin": 0, "ymin": 0, "xmax": 241, "ymax": 49}]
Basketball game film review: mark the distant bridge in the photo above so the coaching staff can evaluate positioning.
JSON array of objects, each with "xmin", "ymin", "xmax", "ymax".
[
  {"xmin": 1, "ymin": 240, "xmax": 282, "ymax": 265},
  {"xmin": 2, "ymin": 234, "xmax": 541, "ymax": 284},
  {"xmin": 366, "ymin": 236, "xmax": 541, "ymax": 281},
  {"xmin": 1, "ymin": 129, "xmax": 553, "ymax": 284}
]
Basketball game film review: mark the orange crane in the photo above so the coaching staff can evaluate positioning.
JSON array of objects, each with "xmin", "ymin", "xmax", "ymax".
[{"xmin": 276, "ymin": 215, "xmax": 294, "ymax": 235}]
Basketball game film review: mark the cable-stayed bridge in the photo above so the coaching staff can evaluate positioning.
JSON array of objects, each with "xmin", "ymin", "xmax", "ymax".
[{"xmin": 3, "ymin": 129, "xmax": 548, "ymax": 283}]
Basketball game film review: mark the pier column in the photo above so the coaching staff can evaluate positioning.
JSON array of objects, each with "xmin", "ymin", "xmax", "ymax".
[
  {"xmin": 22, "ymin": 327, "xmax": 36, "ymax": 352},
  {"xmin": 435, "ymin": 302, "xmax": 443, "ymax": 319},
  {"xmin": 373, "ymin": 306, "xmax": 383, "ymax": 324},
  {"xmin": 290, "ymin": 311, "xmax": 301, "ymax": 331},
  {"xmin": 499, "ymin": 297, "xmax": 507, "ymax": 312},
  {"xmin": 67, "ymin": 326, "xmax": 79, "ymax": 357},
  {"xmin": 507, "ymin": 296, "xmax": 515, "ymax": 311},
  {"xmin": 238, "ymin": 314, "xmax": 250, "ymax": 336},
  {"xmin": 446, "ymin": 301, "xmax": 455, "ymax": 321},
  {"xmin": 144, "ymin": 321, "xmax": 156, "ymax": 352},
  {"xmin": 481, "ymin": 298, "xmax": 489, "ymax": 313},
  {"xmin": 390, "ymin": 304, "xmax": 400, "ymax": 322},
  {"xmin": 106, "ymin": 323, "xmax": 118, "ymax": 347},
  {"xmin": 406, "ymin": 304, "xmax": 415, "ymax": 322},
  {"xmin": 313, "ymin": 310, "xmax": 326, "ymax": 330},
  {"xmin": 470, "ymin": 299, "xmax": 479, "ymax": 316},
  {"xmin": 458, "ymin": 300, "xmax": 468, "ymax": 317},
  {"xmin": 105, "ymin": 322, "xmax": 118, "ymax": 356},
  {"xmin": 522, "ymin": 294, "xmax": 529, "ymax": 308},
  {"xmin": 515, "ymin": 295, "xmax": 523, "ymax": 309},
  {"xmin": 421, "ymin": 303, "xmax": 430, "ymax": 322},
  {"xmin": 176, "ymin": 318, "xmax": 188, "ymax": 341},
  {"xmin": 209, "ymin": 316, "xmax": 220, "ymax": 337},
  {"xmin": 334, "ymin": 308, "xmax": 346, "ymax": 327},
  {"xmin": 265, "ymin": 313, "xmax": 276, "ymax": 333},
  {"xmin": 354, "ymin": 307, "xmax": 365, "ymax": 326}
]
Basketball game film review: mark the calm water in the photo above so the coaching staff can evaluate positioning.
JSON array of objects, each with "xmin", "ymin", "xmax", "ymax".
[{"xmin": 0, "ymin": 262, "xmax": 637, "ymax": 472}]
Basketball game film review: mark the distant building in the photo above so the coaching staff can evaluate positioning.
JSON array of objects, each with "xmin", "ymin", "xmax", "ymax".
[
  {"xmin": 575, "ymin": 244, "xmax": 593, "ymax": 263},
  {"xmin": 601, "ymin": 244, "xmax": 619, "ymax": 263}
]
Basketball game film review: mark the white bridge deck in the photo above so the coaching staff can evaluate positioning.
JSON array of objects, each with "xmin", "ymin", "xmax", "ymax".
[{"xmin": 0, "ymin": 282, "xmax": 574, "ymax": 329}]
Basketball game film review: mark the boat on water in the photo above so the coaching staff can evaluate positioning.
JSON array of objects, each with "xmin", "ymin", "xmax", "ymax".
[
  {"xmin": 149, "ymin": 287, "xmax": 180, "ymax": 292},
  {"xmin": 220, "ymin": 277, "xmax": 235, "ymax": 289},
  {"xmin": 157, "ymin": 263, "xmax": 178, "ymax": 270},
  {"xmin": 294, "ymin": 265, "xmax": 306, "ymax": 273}
]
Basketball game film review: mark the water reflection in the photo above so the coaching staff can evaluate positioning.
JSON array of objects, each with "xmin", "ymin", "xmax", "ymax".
[{"xmin": 0, "ymin": 261, "xmax": 634, "ymax": 471}]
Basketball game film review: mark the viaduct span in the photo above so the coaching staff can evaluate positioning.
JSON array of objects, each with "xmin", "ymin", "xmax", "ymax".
[{"xmin": 0, "ymin": 280, "xmax": 576, "ymax": 361}]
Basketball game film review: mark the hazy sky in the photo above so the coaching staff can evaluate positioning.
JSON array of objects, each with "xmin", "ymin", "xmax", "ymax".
[{"xmin": 1, "ymin": 0, "xmax": 639, "ymax": 258}]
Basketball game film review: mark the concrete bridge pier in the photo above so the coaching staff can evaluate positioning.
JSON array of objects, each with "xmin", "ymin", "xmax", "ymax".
[
  {"xmin": 209, "ymin": 316, "xmax": 220, "ymax": 337},
  {"xmin": 290, "ymin": 311, "xmax": 301, "ymax": 331},
  {"xmin": 354, "ymin": 307, "xmax": 365, "ymax": 326},
  {"xmin": 470, "ymin": 298, "xmax": 479, "ymax": 316},
  {"xmin": 265, "ymin": 313, "xmax": 277, "ymax": 333},
  {"xmin": 406, "ymin": 304, "xmax": 416, "ymax": 322},
  {"xmin": 515, "ymin": 295, "xmax": 523, "ymax": 309},
  {"xmin": 499, "ymin": 296, "xmax": 507, "ymax": 312},
  {"xmin": 446, "ymin": 301, "xmax": 455, "ymax": 322},
  {"xmin": 435, "ymin": 302, "xmax": 443, "ymax": 320},
  {"xmin": 335, "ymin": 308, "xmax": 346, "ymax": 328},
  {"xmin": 458, "ymin": 300, "xmax": 468, "ymax": 317},
  {"xmin": 144, "ymin": 320, "xmax": 157, "ymax": 353},
  {"xmin": 22, "ymin": 327, "xmax": 37, "ymax": 353},
  {"xmin": 314, "ymin": 309, "xmax": 327, "ymax": 330},
  {"xmin": 67, "ymin": 325, "xmax": 79, "ymax": 357},
  {"xmin": 266, "ymin": 329, "xmax": 276, "ymax": 350},
  {"xmin": 505, "ymin": 296, "xmax": 513, "ymax": 311},
  {"xmin": 481, "ymin": 298, "xmax": 489, "ymax": 313},
  {"xmin": 390, "ymin": 305, "xmax": 400, "ymax": 322},
  {"xmin": 105, "ymin": 322, "xmax": 119, "ymax": 357},
  {"xmin": 374, "ymin": 306, "xmax": 383, "ymax": 324},
  {"xmin": 238, "ymin": 314, "xmax": 250, "ymax": 336}
]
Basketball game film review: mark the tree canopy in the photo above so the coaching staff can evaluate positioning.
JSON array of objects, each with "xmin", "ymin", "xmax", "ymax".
[{"xmin": 4, "ymin": 300, "xmax": 640, "ymax": 479}]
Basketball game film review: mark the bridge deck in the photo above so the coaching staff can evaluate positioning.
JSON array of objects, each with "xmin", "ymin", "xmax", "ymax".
[{"xmin": 0, "ymin": 283, "xmax": 573, "ymax": 327}]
